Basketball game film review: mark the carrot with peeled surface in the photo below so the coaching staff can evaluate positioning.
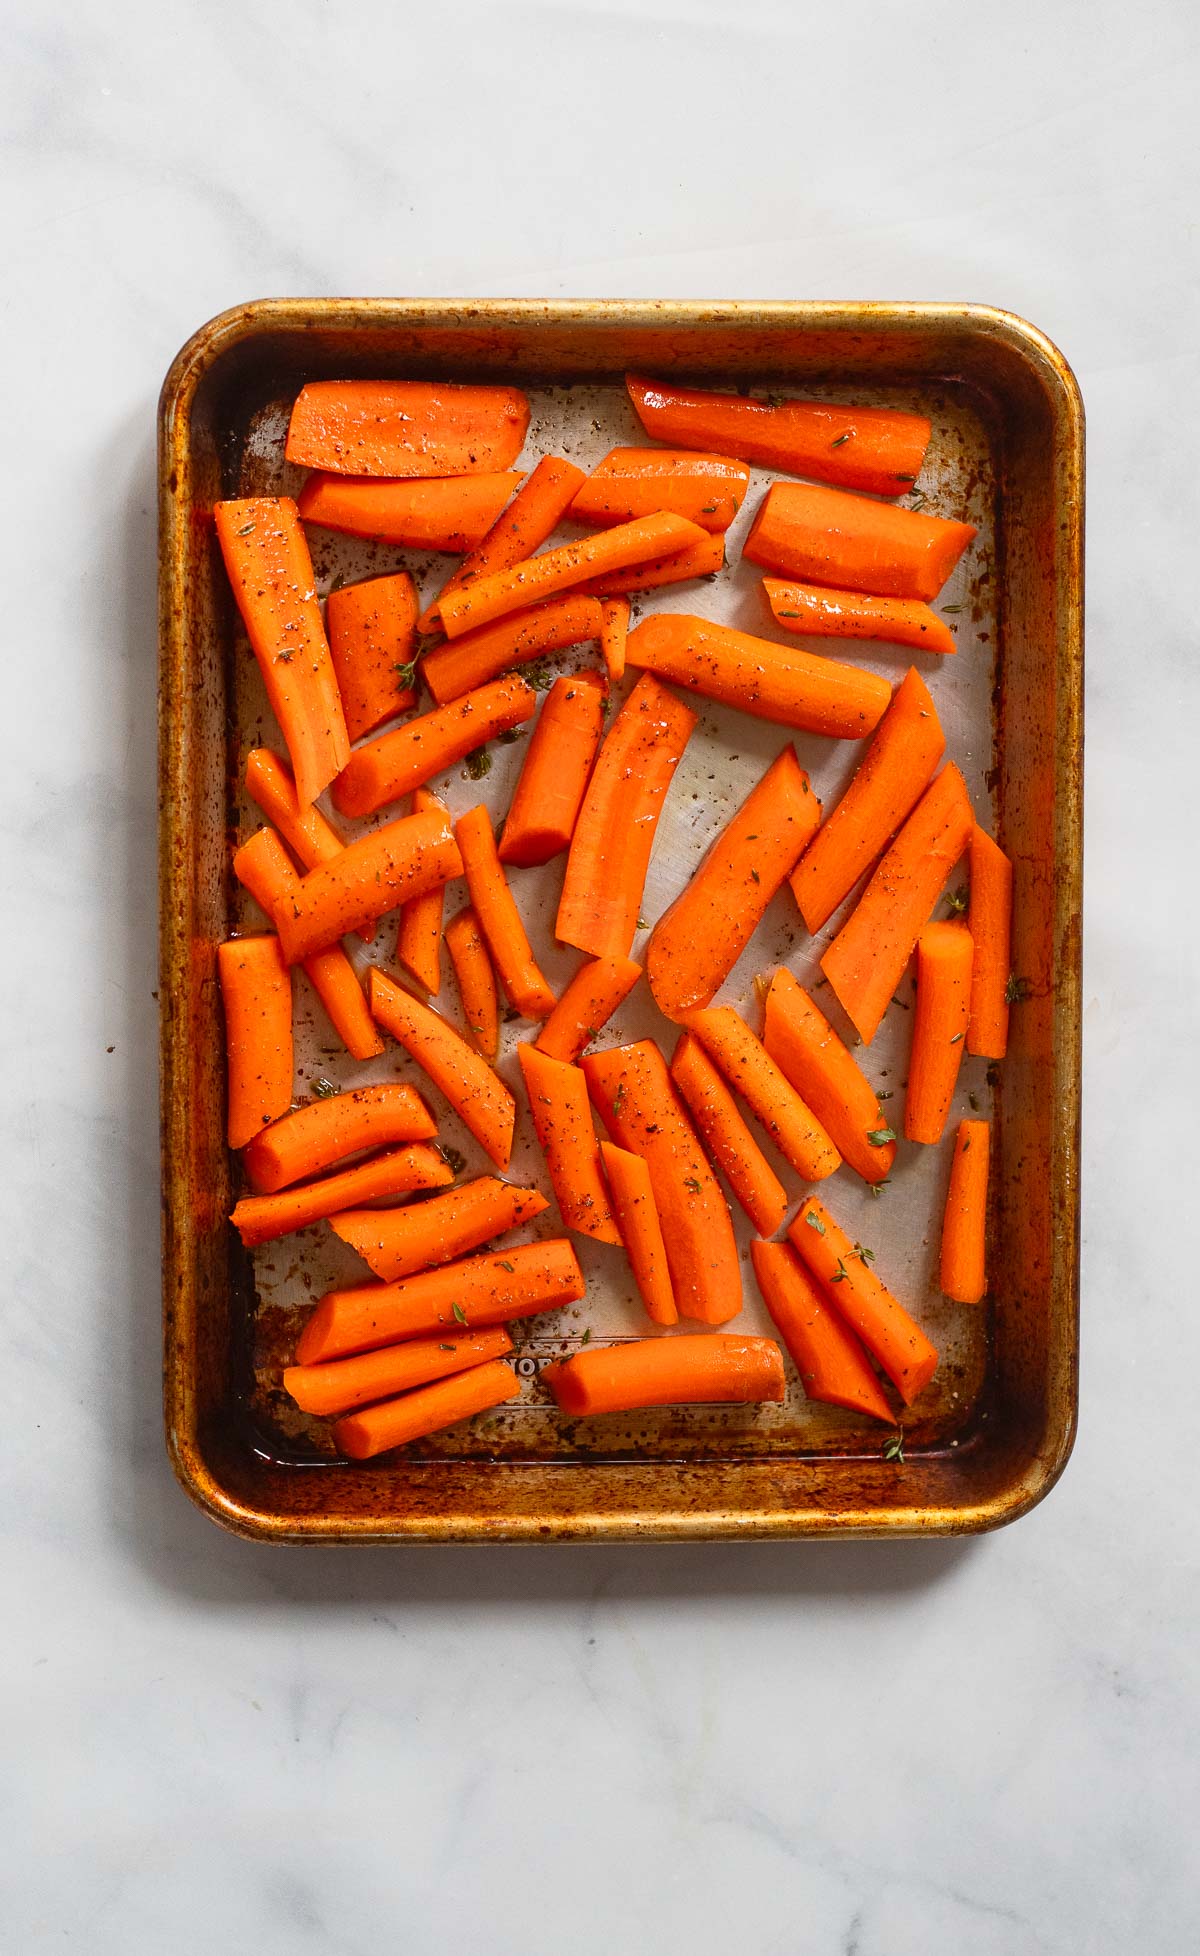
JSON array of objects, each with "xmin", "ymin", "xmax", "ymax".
[
  {"xmin": 598, "ymin": 1142, "xmax": 677, "ymax": 1325},
  {"xmin": 243, "ymin": 1084, "xmax": 436, "ymax": 1194},
  {"xmin": 575, "ymin": 529, "xmax": 725, "ymax": 597},
  {"xmin": 326, "ymin": 570, "xmax": 419, "ymax": 741},
  {"xmin": 231, "ymin": 1144, "xmax": 452, "ymax": 1249},
  {"xmin": 967, "ymin": 827, "xmax": 1013, "ymax": 1060},
  {"xmin": 297, "ymin": 471, "xmax": 525, "ymax": 551},
  {"xmin": 544, "ymin": 1334, "xmax": 785, "ymax": 1417},
  {"xmin": 274, "ymin": 807, "xmax": 463, "ymax": 965},
  {"xmin": 599, "ymin": 599, "xmax": 629, "ymax": 684},
  {"xmin": 569, "ymin": 447, "xmax": 750, "ymax": 533},
  {"xmin": 645, "ymin": 745, "xmax": 820, "ymax": 1019},
  {"xmin": 217, "ymin": 936, "xmax": 292, "ymax": 1150},
  {"xmin": 395, "ymin": 788, "xmax": 448, "ymax": 994},
  {"xmin": 940, "ymin": 1120, "xmax": 989, "ymax": 1303},
  {"xmin": 518, "ymin": 1044, "xmax": 620, "ymax": 1245},
  {"xmin": 498, "ymin": 671, "xmax": 607, "ymax": 869},
  {"xmin": 285, "ymin": 1327, "xmax": 514, "ymax": 1419},
  {"xmin": 625, "ymin": 613, "xmax": 890, "ymax": 737},
  {"xmin": 750, "ymin": 1240, "xmax": 894, "ymax": 1424},
  {"xmin": 333, "ymin": 1359, "xmax": 522, "ymax": 1460},
  {"xmin": 685, "ymin": 1006, "xmax": 841, "ymax": 1183},
  {"xmin": 789, "ymin": 667, "xmax": 945, "ymax": 933},
  {"xmin": 444, "ymin": 906, "xmax": 500, "ymax": 1062},
  {"xmin": 421, "ymin": 597, "xmax": 603, "ymax": 706},
  {"xmin": 790, "ymin": 1195, "xmax": 938, "ymax": 1405},
  {"xmin": 419, "ymin": 455, "xmax": 587, "ymax": 632},
  {"xmin": 456, "ymin": 804, "xmax": 556, "ymax": 1020},
  {"xmin": 905, "ymin": 923, "xmax": 973, "ymax": 1144},
  {"xmin": 744, "ymin": 481, "xmax": 976, "ymax": 603},
  {"xmin": 286, "ymin": 379, "xmax": 529, "ymax": 478},
  {"xmin": 369, "ymin": 968, "xmax": 516, "ymax": 1166},
  {"xmin": 535, "ymin": 954, "xmax": 641, "ymax": 1063},
  {"xmin": 762, "ymin": 577, "xmax": 957, "ymax": 657},
  {"xmin": 245, "ymin": 744, "xmax": 374, "ymax": 941},
  {"xmin": 761, "ymin": 969, "xmax": 895, "ymax": 1185},
  {"xmin": 214, "ymin": 498, "xmax": 349, "ymax": 809},
  {"xmin": 438, "ymin": 512, "xmax": 709, "ymax": 639},
  {"xmin": 669, "ymin": 1032, "xmax": 788, "ymax": 1237},
  {"xmin": 556, "ymin": 673, "xmax": 697, "ymax": 960},
  {"xmin": 330, "ymin": 1177, "xmax": 548, "ymax": 1282},
  {"xmin": 332, "ymin": 674, "xmax": 537, "ymax": 819}
]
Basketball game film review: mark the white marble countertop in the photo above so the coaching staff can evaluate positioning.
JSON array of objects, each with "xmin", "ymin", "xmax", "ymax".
[{"xmin": 5, "ymin": 3, "xmax": 1197, "ymax": 1950}]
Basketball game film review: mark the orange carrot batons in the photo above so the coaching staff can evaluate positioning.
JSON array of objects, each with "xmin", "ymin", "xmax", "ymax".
[
  {"xmin": 231, "ymin": 1144, "xmax": 452, "ymax": 1249},
  {"xmin": 575, "ymin": 529, "xmax": 725, "ymax": 597},
  {"xmin": 599, "ymin": 598, "xmax": 629, "ymax": 684},
  {"xmin": 498, "ymin": 671, "xmax": 607, "ymax": 869},
  {"xmin": 569, "ymin": 447, "xmax": 750, "ymax": 533},
  {"xmin": 598, "ymin": 1142, "xmax": 678, "ymax": 1326},
  {"xmin": 332, "ymin": 674, "xmax": 538, "ymax": 819},
  {"xmin": 940, "ymin": 1119, "xmax": 990, "ymax": 1303},
  {"xmin": 789, "ymin": 1196, "xmax": 938, "ymax": 1406},
  {"xmin": 329, "ymin": 1178, "xmax": 549, "ymax": 1282},
  {"xmin": 444, "ymin": 906, "xmax": 500, "ymax": 1062},
  {"xmin": 535, "ymin": 955, "xmax": 642, "ymax": 1064},
  {"xmin": 275, "ymin": 807, "xmax": 463, "ymax": 964},
  {"xmin": 333, "ymin": 1359, "xmax": 523, "ymax": 1459},
  {"xmin": 557, "ymin": 673, "xmax": 698, "ymax": 960},
  {"xmin": 217, "ymin": 935, "xmax": 293, "ymax": 1151},
  {"xmin": 905, "ymin": 923, "xmax": 974, "ymax": 1144},
  {"xmin": 518, "ymin": 1045, "xmax": 620, "ymax": 1245},
  {"xmin": 625, "ymin": 613, "xmax": 890, "ymax": 738},
  {"xmin": 684, "ymin": 1006, "xmax": 841, "ymax": 1183},
  {"xmin": 245, "ymin": 747, "xmax": 346, "ymax": 872},
  {"xmin": 761, "ymin": 970, "xmax": 895, "ymax": 1185},
  {"xmin": 762, "ymin": 577, "xmax": 957, "ymax": 657},
  {"xmin": 645, "ymin": 745, "xmax": 820, "ymax": 1020},
  {"xmin": 285, "ymin": 1327, "xmax": 514, "ymax": 1420},
  {"xmin": 395, "ymin": 787, "xmax": 448, "ymax": 994},
  {"xmin": 456, "ymin": 804, "xmax": 556, "ymax": 1020},
  {"xmin": 438, "ymin": 512, "xmax": 709, "ymax": 639},
  {"xmin": 243, "ymin": 1084, "xmax": 436, "ymax": 1194},
  {"xmin": 421, "ymin": 598, "xmax": 603, "ymax": 707},
  {"xmin": 297, "ymin": 471, "xmax": 525, "ymax": 551},
  {"xmin": 420, "ymin": 455, "xmax": 588, "ymax": 633},
  {"xmin": 325, "ymin": 570, "xmax": 419, "ymax": 741},
  {"xmin": 545, "ymin": 1335, "xmax": 785, "ymax": 1417},
  {"xmin": 369, "ymin": 968, "xmax": 516, "ymax": 1167},
  {"xmin": 669, "ymin": 1032, "xmax": 788, "ymax": 1237},
  {"xmin": 214, "ymin": 497, "xmax": 349, "ymax": 809},
  {"xmin": 967, "ymin": 827, "xmax": 1014, "ymax": 1059},
  {"xmin": 286, "ymin": 379, "xmax": 530, "ymax": 477},
  {"xmin": 743, "ymin": 481, "xmax": 976, "ymax": 604},
  {"xmin": 750, "ymin": 1240, "xmax": 894, "ymax": 1424}
]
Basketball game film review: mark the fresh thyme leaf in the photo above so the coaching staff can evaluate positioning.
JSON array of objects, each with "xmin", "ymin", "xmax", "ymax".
[
  {"xmin": 393, "ymin": 656, "xmax": 419, "ymax": 689},
  {"xmin": 612, "ymin": 1081, "xmax": 627, "ymax": 1118},
  {"xmin": 441, "ymin": 1146, "xmax": 467, "ymax": 1175},
  {"xmin": 893, "ymin": 473, "xmax": 916, "ymax": 483},
  {"xmin": 236, "ymin": 521, "xmax": 255, "ymax": 536},
  {"xmin": 498, "ymin": 1260, "xmax": 515, "ymax": 1273},
  {"xmin": 750, "ymin": 867, "xmax": 760, "ymax": 883},
  {"xmin": 830, "ymin": 1258, "xmax": 849, "ymax": 1284},
  {"xmin": 830, "ymin": 432, "xmax": 852, "ymax": 448},
  {"xmin": 942, "ymin": 603, "xmax": 963, "ymax": 613},
  {"xmin": 636, "ymin": 916, "xmax": 648, "ymax": 930},
  {"xmin": 804, "ymin": 1210, "xmax": 825, "ymax": 1236},
  {"xmin": 464, "ymin": 745, "xmax": 492, "ymax": 779},
  {"xmin": 867, "ymin": 1126, "xmax": 897, "ymax": 1146},
  {"xmin": 580, "ymin": 1327, "xmax": 592, "ymax": 1344},
  {"xmin": 452, "ymin": 1302, "xmax": 468, "ymax": 1325},
  {"xmin": 497, "ymin": 727, "xmax": 523, "ymax": 744},
  {"xmin": 520, "ymin": 657, "xmax": 554, "ymax": 690},
  {"xmin": 944, "ymin": 886, "xmax": 969, "ymax": 916},
  {"xmin": 700, "ymin": 503, "xmax": 718, "ymax": 514},
  {"xmin": 276, "ymin": 648, "xmax": 293, "ymax": 663},
  {"xmin": 848, "ymin": 1242, "xmax": 875, "ymax": 1265},
  {"xmin": 311, "ymin": 1077, "xmax": 338, "ymax": 1098},
  {"xmin": 683, "ymin": 1175, "xmax": 702, "ymax": 1193},
  {"xmin": 883, "ymin": 1433, "xmax": 904, "ymax": 1462},
  {"xmin": 777, "ymin": 610, "xmax": 801, "ymax": 617},
  {"xmin": 439, "ymin": 1343, "xmax": 457, "ymax": 1352},
  {"xmin": 868, "ymin": 1178, "xmax": 891, "ymax": 1197}
]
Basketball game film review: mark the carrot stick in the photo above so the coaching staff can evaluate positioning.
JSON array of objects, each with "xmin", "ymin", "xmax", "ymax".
[
  {"xmin": 645, "ymin": 746, "xmax": 820, "ymax": 1019},
  {"xmin": 231, "ymin": 826, "xmax": 383, "ymax": 1061},
  {"xmin": 245, "ymin": 747, "xmax": 346, "ymax": 871},
  {"xmin": 750, "ymin": 1240, "xmax": 894, "ymax": 1424},
  {"xmin": 332, "ymin": 673, "xmax": 537, "ymax": 819},
  {"xmin": 421, "ymin": 597, "xmax": 603, "ymax": 706},
  {"xmin": 599, "ymin": 598, "xmax": 629, "ymax": 683},
  {"xmin": 789, "ymin": 667, "xmax": 946, "ymax": 933},
  {"xmin": 762, "ymin": 970, "xmax": 895, "ymax": 1183},
  {"xmin": 556, "ymin": 673, "xmax": 697, "ymax": 959},
  {"xmin": 455, "ymin": 804, "xmax": 556, "ymax": 1020},
  {"xmin": 967, "ymin": 827, "xmax": 1014, "ymax": 1059},
  {"xmin": 231, "ymin": 1144, "xmax": 453, "ymax": 1249},
  {"xmin": 762, "ymin": 577, "xmax": 957, "ymax": 657},
  {"xmin": 582, "ymin": 1040, "xmax": 741, "ymax": 1325},
  {"xmin": 598, "ymin": 1142, "xmax": 678, "ymax": 1325},
  {"xmin": 217, "ymin": 936, "xmax": 292, "ymax": 1150},
  {"xmin": 518, "ymin": 1044, "xmax": 620, "ymax": 1245},
  {"xmin": 326, "ymin": 570, "xmax": 419, "ymax": 742},
  {"xmin": 569, "ymin": 447, "xmax": 750, "ymax": 533},
  {"xmin": 905, "ymin": 922, "xmax": 974, "ymax": 1144},
  {"xmin": 684, "ymin": 1006, "xmax": 841, "ymax": 1182},
  {"xmin": 329, "ymin": 1177, "xmax": 549, "ymax": 1282},
  {"xmin": 369, "ymin": 968, "xmax": 516, "ymax": 1166},
  {"xmin": 243, "ymin": 1084, "xmax": 437, "ymax": 1194},
  {"xmin": 625, "ymin": 613, "xmax": 891, "ymax": 737},
  {"xmin": 544, "ymin": 1334, "xmax": 785, "ymax": 1416},
  {"xmin": 297, "ymin": 471, "xmax": 526, "ymax": 551},
  {"xmin": 626, "ymin": 373, "xmax": 931, "ymax": 498},
  {"xmin": 214, "ymin": 498, "xmax": 349, "ymax": 809},
  {"xmin": 285, "ymin": 1327, "xmax": 514, "ymax": 1419},
  {"xmin": 419, "ymin": 455, "xmax": 588, "ymax": 632},
  {"xmin": 497, "ymin": 670, "xmax": 607, "ymax": 868},
  {"xmin": 669, "ymin": 1032, "xmax": 788, "ymax": 1236},
  {"xmin": 789, "ymin": 1195, "xmax": 938, "ymax": 1405},
  {"xmin": 438, "ymin": 511, "xmax": 709, "ymax": 639},
  {"xmin": 820, "ymin": 763, "xmax": 975, "ymax": 1045},
  {"xmin": 274, "ymin": 807, "xmax": 463, "ymax": 965},
  {"xmin": 444, "ymin": 905, "xmax": 500, "ymax": 1061},
  {"xmin": 286, "ymin": 379, "xmax": 530, "ymax": 477},
  {"xmin": 743, "ymin": 481, "xmax": 976, "ymax": 603},
  {"xmin": 395, "ymin": 788, "xmax": 448, "ymax": 994},
  {"xmin": 574, "ymin": 529, "xmax": 725, "ymax": 596},
  {"xmin": 333, "ymin": 1360, "xmax": 522, "ymax": 1459},
  {"xmin": 940, "ymin": 1119, "xmax": 990, "ymax": 1303},
  {"xmin": 534, "ymin": 954, "xmax": 642, "ymax": 1063},
  {"xmin": 297, "ymin": 1239, "xmax": 585, "ymax": 1363}
]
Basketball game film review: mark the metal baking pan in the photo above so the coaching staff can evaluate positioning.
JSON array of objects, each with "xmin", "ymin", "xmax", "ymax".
[{"xmin": 158, "ymin": 299, "xmax": 1082, "ymax": 1542}]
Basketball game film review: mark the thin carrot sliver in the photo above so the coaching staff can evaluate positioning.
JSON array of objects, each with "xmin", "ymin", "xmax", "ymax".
[
  {"xmin": 333, "ymin": 1359, "xmax": 522, "ymax": 1459},
  {"xmin": 570, "ymin": 446, "xmax": 750, "ymax": 532},
  {"xmin": 456, "ymin": 804, "xmax": 556, "ymax": 1020},
  {"xmin": 332, "ymin": 673, "xmax": 537, "ymax": 819},
  {"xmin": 231, "ymin": 1143, "xmax": 452, "ymax": 1249},
  {"xmin": 232, "ymin": 826, "xmax": 382, "ymax": 1061},
  {"xmin": 669, "ymin": 1031, "xmax": 788, "ymax": 1237},
  {"xmin": 762, "ymin": 577, "xmax": 957, "ymax": 657},
  {"xmin": 535, "ymin": 955, "xmax": 642, "ymax": 1064},
  {"xmin": 940, "ymin": 1119, "xmax": 990, "ymax": 1303},
  {"xmin": 625, "ymin": 613, "xmax": 891, "ymax": 737},
  {"xmin": 243, "ymin": 1084, "xmax": 436, "ymax": 1194},
  {"xmin": 905, "ymin": 922, "xmax": 973, "ymax": 1144},
  {"xmin": 518, "ymin": 1044, "xmax": 620, "ymax": 1245},
  {"xmin": 967, "ymin": 826, "xmax": 1013, "ymax": 1059},
  {"xmin": 438, "ymin": 511, "xmax": 708, "ymax": 639},
  {"xmin": 685, "ymin": 1005, "xmax": 840, "ymax": 1183},
  {"xmin": 284, "ymin": 1328, "xmax": 514, "ymax": 1419},
  {"xmin": 370, "ymin": 968, "xmax": 516, "ymax": 1167},
  {"xmin": 286, "ymin": 379, "xmax": 529, "ymax": 477},
  {"xmin": 329, "ymin": 1178, "xmax": 549, "ymax": 1282},
  {"xmin": 750, "ymin": 1240, "xmax": 894, "ymax": 1424},
  {"xmin": 762, "ymin": 969, "xmax": 895, "ymax": 1185},
  {"xmin": 217, "ymin": 935, "xmax": 293, "ymax": 1150},
  {"xmin": 395, "ymin": 788, "xmax": 448, "ymax": 994},
  {"xmin": 444, "ymin": 906, "xmax": 500, "ymax": 1062},
  {"xmin": 544, "ymin": 1335, "xmax": 785, "ymax": 1417},
  {"xmin": 420, "ymin": 456, "xmax": 588, "ymax": 633},
  {"xmin": 789, "ymin": 1195, "xmax": 938, "ymax": 1406},
  {"xmin": 743, "ymin": 480, "xmax": 976, "ymax": 603},
  {"xmin": 598, "ymin": 1142, "xmax": 677, "ymax": 1325}
]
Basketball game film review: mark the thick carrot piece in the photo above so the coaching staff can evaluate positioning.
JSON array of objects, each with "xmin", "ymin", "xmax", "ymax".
[
  {"xmin": 438, "ymin": 512, "xmax": 709, "ymax": 639},
  {"xmin": 744, "ymin": 481, "xmax": 976, "ymax": 604},
  {"xmin": 217, "ymin": 936, "xmax": 293, "ymax": 1150},
  {"xmin": 905, "ymin": 923, "xmax": 974, "ymax": 1144},
  {"xmin": 789, "ymin": 1195, "xmax": 938, "ymax": 1406},
  {"xmin": 444, "ymin": 906, "xmax": 500, "ymax": 1062},
  {"xmin": 685, "ymin": 1006, "xmax": 841, "ymax": 1183},
  {"xmin": 456, "ymin": 804, "xmax": 556, "ymax": 1020},
  {"xmin": 535, "ymin": 955, "xmax": 642, "ymax": 1063},
  {"xmin": 598, "ymin": 1142, "xmax": 678, "ymax": 1326},
  {"xmin": 275, "ymin": 807, "xmax": 463, "ymax": 964},
  {"xmin": 286, "ymin": 379, "xmax": 529, "ymax": 478},
  {"xmin": 326, "ymin": 571, "xmax": 419, "ymax": 742},
  {"xmin": 790, "ymin": 667, "xmax": 946, "ymax": 933},
  {"xmin": 214, "ymin": 498, "xmax": 349, "ymax": 810},
  {"xmin": 627, "ymin": 374, "xmax": 931, "ymax": 499},
  {"xmin": 370, "ymin": 968, "xmax": 516, "ymax": 1167},
  {"xmin": 297, "ymin": 471, "xmax": 525, "ymax": 551},
  {"xmin": 646, "ymin": 746, "xmax": 820, "ymax": 1020},
  {"xmin": 334, "ymin": 1360, "xmax": 522, "ymax": 1459},
  {"xmin": 575, "ymin": 530, "xmax": 725, "ymax": 596},
  {"xmin": 421, "ymin": 597, "xmax": 603, "ymax": 707},
  {"xmin": 670, "ymin": 1032, "xmax": 788, "ymax": 1237},
  {"xmin": 967, "ymin": 827, "xmax": 1014, "ymax": 1060},
  {"xmin": 498, "ymin": 670, "xmax": 607, "ymax": 868},
  {"xmin": 243, "ymin": 1084, "xmax": 436, "ymax": 1194},
  {"xmin": 518, "ymin": 1045, "xmax": 620, "ymax": 1245},
  {"xmin": 557, "ymin": 673, "xmax": 698, "ymax": 959},
  {"xmin": 599, "ymin": 599, "xmax": 629, "ymax": 684},
  {"xmin": 762, "ymin": 577, "xmax": 957, "ymax": 657},
  {"xmin": 569, "ymin": 447, "xmax": 750, "ymax": 533},
  {"xmin": 625, "ymin": 613, "xmax": 890, "ymax": 738},
  {"xmin": 297, "ymin": 1240, "xmax": 585, "ymax": 1363},
  {"xmin": 940, "ymin": 1120, "xmax": 990, "ymax": 1303},
  {"xmin": 285, "ymin": 1327, "xmax": 514, "ymax": 1420},
  {"xmin": 330, "ymin": 1178, "xmax": 549, "ymax": 1282},
  {"xmin": 419, "ymin": 455, "xmax": 588, "ymax": 632},
  {"xmin": 762, "ymin": 970, "xmax": 895, "ymax": 1185},
  {"xmin": 821, "ymin": 764, "xmax": 975, "ymax": 1045},
  {"xmin": 545, "ymin": 1335, "xmax": 785, "ymax": 1417},
  {"xmin": 582, "ymin": 1041, "xmax": 741, "ymax": 1325},
  {"xmin": 332, "ymin": 674, "xmax": 537, "ymax": 819},
  {"xmin": 750, "ymin": 1240, "xmax": 894, "ymax": 1424},
  {"xmin": 396, "ymin": 788, "xmax": 448, "ymax": 994},
  {"xmin": 231, "ymin": 1144, "xmax": 452, "ymax": 1249}
]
